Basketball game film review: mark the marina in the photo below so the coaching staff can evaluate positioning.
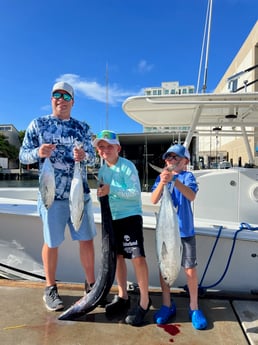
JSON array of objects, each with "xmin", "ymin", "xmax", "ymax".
[{"xmin": 1, "ymin": 3, "xmax": 258, "ymax": 344}]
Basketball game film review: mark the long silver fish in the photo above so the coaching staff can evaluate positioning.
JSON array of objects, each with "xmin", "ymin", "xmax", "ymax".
[
  {"xmin": 155, "ymin": 179, "xmax": 182, "ymax": 287},
  {"xmin": 39, "ymin": 158, "xmax": 55, "ymax": 209},
  {"xmin": 58, "ymin": 195, "xmax": 116, "ymax": 321},
  {"xmin": 69, "ymin": 162, "xmax": 84, "ymax": 231}
]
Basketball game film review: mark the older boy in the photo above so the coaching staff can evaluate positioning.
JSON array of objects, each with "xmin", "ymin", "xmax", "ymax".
[{"xmin": 93, "ymin": 130, "xmax": 151, "ymax": 326}]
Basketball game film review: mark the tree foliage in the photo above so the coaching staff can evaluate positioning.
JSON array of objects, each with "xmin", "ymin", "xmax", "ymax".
[
  {"xmin": 18, "ymin": 130, "xmax": 26, "ymax": 144},
  {"xmin": 0, "ymin": 133, "xmax": 19, "ymax": 159}
]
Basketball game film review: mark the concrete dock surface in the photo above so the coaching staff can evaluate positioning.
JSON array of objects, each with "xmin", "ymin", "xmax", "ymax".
[{"xmin": 1, "ymin": 280, "xmax": 258, "ymax": 345}]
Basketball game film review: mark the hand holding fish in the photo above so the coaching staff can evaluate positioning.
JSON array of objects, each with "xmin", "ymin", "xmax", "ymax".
[
  {"xmin": 73, "ymin": 146, "xmax": 86, "ymax": 162},
  {"xmin": 161, "ymin": 166, "xmax": 196, "ymax": 202},
  {"xmin": 97, "ymin": 184, "xmax": 110, "ymax": 197},
  {"xmin": 160, "ymin": 168, "xmax": 178, "ymax": 185},
  {"xmin": 38, "ymin": 144, "xmax": 56, "ymax": 158},
  {"xmin": 151, "ymin": 166, "xmax": 178, "ymax": 204}
]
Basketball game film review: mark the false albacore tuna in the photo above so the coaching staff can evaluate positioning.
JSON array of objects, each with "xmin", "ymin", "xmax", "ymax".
[
  {"xmin": 69, "ymin": 161, "xmax": 84, "ymax": 231},
  {"xmin": 155, "ymin": 178, "xmax": 182, "ymax": 287},
  {"xmin": 39, "ymin": 158, "xmax": 55, "ymax": 209},
  {"xmin": 58, "ymin": 195, "xmax": 116, "ymax": 321}
]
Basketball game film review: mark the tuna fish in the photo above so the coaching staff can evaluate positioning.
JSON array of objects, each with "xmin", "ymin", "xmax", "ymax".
[
  {"xmin": 69, "ymin": 162, "xmax": 84, "ymax": 231},
  {"xmin": 39, "ymin": 158, "xmax": 55, "ymax": 209},
  {"xmin": 58, "ymin": 195, "xmax": 116, "ymax": 321},
  {"xmin": 156, "ymin": 181, "xmax": 182, "ymax": 287}
]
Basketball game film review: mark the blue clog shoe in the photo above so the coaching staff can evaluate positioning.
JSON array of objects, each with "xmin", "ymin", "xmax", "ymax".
[
  {"xmin": 153, "ymin": 301, "xmax": 176, "ymax": 324},
  {"xmin": 189, "ymin": 309, "xmax": 207, "ymax": 330}
]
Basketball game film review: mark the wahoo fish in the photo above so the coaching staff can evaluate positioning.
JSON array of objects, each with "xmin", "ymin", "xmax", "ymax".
[
  {"xmin": 39, "ymin": 158, "xmax": 55, "ymax": 209},
  {"xmin": 69, "ymin": 162, "xmax": 84, "ymax": 231},
  {"xmin": 58, "ymin": 195, "xmax": 116, "ymax": 321},
  {"xmin": 156, "ymin": 182, "xmax": 182, "ymax": 287}
]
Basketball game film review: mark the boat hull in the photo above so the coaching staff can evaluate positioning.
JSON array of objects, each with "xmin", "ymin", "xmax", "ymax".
[{"xmin": 1, "ymin": 193, "xmax": 258, "ymax": 293}]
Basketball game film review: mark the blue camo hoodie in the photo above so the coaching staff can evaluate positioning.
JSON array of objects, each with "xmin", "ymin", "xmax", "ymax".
[{"xmin": 19, "ymin": 114, "xmax": 95, "ymax": 200}]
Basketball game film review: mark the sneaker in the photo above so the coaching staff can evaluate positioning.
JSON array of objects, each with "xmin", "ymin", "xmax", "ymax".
[
  {"xmin": 105, "ymin": 295, "xmax": 130, "ymax": 316},
  {"xmin": 125, "ymin": 298, "xmax": 152, "ymax": 326},
  {"xmin": 153, "ymin": 301, "xmax": 176, "ymax": 324},
  {"xmin": 189, "ymin": 309, "xmax": 207, "ymax": 330},
  {"xmin": 43, "ymin": 285, "xmax": 64, "ymax": 311}
]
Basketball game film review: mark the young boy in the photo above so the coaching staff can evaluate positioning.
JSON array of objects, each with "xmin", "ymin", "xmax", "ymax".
[
  {"xmin": 151, "ymin": 144, "xmax": 207, "ymax": 330},
  {"xmin": 93, "ymin": 130, "xmax": 151, "ymax": 326}
]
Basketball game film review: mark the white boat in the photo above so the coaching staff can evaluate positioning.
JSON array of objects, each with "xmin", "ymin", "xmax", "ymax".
[
  {"xmin": 2, "ymin": 12, "xmax": 258, "ymax": 294},
  {"xmin": 122, "ymin": 90, "xmax": 258, "ymax": 294},
  {"xmin": 1, "ymin": 158, "xmax": 258, "ymax": 295},
  {"xmin": 2, "ymin": 82, "xmax": 258, "ymax": 293}
]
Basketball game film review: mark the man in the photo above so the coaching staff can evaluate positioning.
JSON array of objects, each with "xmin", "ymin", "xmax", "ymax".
[{"xmin": 19, "ymin": 81, "xmax": 96, "ymax": 311}]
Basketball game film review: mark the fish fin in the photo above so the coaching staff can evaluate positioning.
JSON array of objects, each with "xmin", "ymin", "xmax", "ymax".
[{"xmin": 161, "ymin": 241, "xmax": 168, "ymax": 260}]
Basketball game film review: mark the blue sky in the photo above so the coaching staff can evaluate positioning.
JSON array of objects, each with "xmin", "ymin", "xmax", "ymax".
[{"xmin": 0, "ymin": 0, "xmax": 257, "ymax": 134}]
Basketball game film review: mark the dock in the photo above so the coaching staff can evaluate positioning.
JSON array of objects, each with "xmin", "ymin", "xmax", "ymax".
[
  {"xmin": 0, "ymin": 168, "xmax": 38, "ymax": 180},
  {"xmin": 1, "ymin": 280, "xmax": 258, "ymax": 345}
]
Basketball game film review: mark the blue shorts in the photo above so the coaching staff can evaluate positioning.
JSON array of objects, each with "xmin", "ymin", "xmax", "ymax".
[
  {"xmin": 181, "ymin": 236, "xmax": 197, "ymax": 269},
  {"xmin": 38, "ymin": 193, "xmax": 97, "ymax": 248}
]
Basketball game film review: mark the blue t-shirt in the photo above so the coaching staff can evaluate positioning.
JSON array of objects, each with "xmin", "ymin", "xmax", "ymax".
[
  {"xmin": 98, "ymin": 157, "xmax": 142, "ymax": 220},
  {"xmin": 19, "ymin": 114, "xmax": 95, "ymax": 200},
  {"xmin": 151, "ymin": 170, "xmax": 198, "ymax": 237}
]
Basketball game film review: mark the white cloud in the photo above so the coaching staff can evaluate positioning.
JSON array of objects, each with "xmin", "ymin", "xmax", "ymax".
[
  {"xmin": 137, "ymin": 60, "xmax": 154, "ymax": 73},
  {"xmin": 55, "ymin": 74, "xmax": 139, "ymax": 106}
]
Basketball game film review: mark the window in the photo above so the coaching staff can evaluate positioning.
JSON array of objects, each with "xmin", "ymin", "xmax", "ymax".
[{"xmin": 0, "ymin": 126, "xmax": 12, "ymax": 131}]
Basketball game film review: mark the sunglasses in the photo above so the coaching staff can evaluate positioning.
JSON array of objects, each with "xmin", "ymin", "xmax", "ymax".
[
  {"xmin": 52, "ymin": 92, "xmax": 73, "ymax": 102},
  {"xmin": 165, "ymin": 154, "xmax": 181, "ymax": 161},
  {"xmin": 96, "ymin": 130, "xmax": 118, "ymax": 140}
]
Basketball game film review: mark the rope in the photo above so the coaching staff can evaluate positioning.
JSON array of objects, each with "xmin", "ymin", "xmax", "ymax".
[{"xmin": 198, "ymin": 222, "xmax": 258, "ymax": 291}]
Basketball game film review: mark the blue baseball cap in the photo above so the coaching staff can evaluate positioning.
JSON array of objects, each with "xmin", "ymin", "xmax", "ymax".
[{"xmin": 162, "ymin": 144, "xmax": 190, "ymax": 160}]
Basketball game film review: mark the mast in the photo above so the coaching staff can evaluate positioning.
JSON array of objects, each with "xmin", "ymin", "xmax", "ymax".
[{"xmin": 196, "ymin": 0, "xmax": 213, "ymax": 93}]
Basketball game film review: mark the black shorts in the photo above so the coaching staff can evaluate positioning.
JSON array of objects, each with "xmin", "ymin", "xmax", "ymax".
[{"xmin": 112, "ymin": 215, "xmax": 146, "ymax": 259}]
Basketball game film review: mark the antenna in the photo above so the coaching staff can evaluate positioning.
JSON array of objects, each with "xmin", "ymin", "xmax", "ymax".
[
  {"xmin": 196, "ymin": 0, "xmax": 213, "ymax": 93},
  {"xmin": 106, "ymin": 63, "xmax": 109, "ymax": 129}
]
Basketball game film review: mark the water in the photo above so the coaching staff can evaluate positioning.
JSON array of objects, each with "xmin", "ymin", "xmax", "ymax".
[
  {"xmin": 0, "ymin": 178, "xmax": 153, "ymax": 191},
  {"xmin": 0, "ymin": 180, "xmax": 39, "ymax": 188},
  {"xmin": 0, "ymin": 178, "xmax": 98, "ymax": 189}
]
